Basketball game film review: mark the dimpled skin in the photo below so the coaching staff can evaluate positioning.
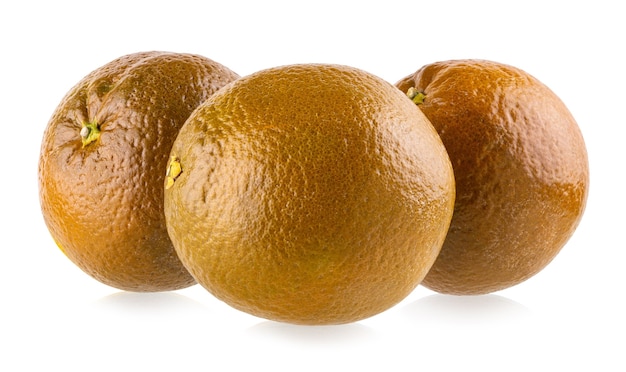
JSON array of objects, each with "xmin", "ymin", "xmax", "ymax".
[
  {"xmin": 164, "ymin": 64, "xmax": 456, "ymax": 324},
  {"xmin": 39, "ymin": 52, "xmax": 239, "ymax": 291},
  {"xmin": 396, "ymin": 59, "xmax": 589, "ymax": 295}
]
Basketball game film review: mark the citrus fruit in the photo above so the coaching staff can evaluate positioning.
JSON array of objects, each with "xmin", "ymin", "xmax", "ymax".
[
  {"xmin": 396, "ymin": 59, "xmax": 589, "ymax": 295},
  {"xmin": 38, "ymin": 51, "xmax": 239, "ymax": 292},
  {"xmin": 164, "ymin": 63, "xmax": 456, "ymax": 324}
]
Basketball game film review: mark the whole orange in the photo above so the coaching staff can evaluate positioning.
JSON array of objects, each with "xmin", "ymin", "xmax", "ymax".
[
  {"xmin": 396, "ymin": 59, "xmax": 589, "ymax": 295},
  {"xmin": 164, "ymin": 64, "xmax": 456, "ymax": 324},
  {"xmin": 39, "ymin": 51, "xmax": 239, "ymax": 292}
]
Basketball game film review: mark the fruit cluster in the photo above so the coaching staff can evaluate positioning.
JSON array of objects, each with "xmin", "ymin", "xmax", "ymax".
[{"xmin": 39, "ymin": 52, "xmax": 588, "ymax": 325}]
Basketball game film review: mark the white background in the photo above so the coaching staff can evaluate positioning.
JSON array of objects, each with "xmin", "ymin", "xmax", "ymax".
[{"xmin": 1, "ymin": 1, "xmax": 623, "ymax": 371}]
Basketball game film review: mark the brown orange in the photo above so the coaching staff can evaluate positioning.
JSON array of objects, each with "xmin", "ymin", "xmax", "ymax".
[
  {"xmin": 396, "ymin": 59, "xmax": 589, "ymax": 295},
  {"xmin": 38, "ymin": 51, "xmax": 239, "ymax": 291},
  {"xmin": 164, "ymin": 64, "xmax": 456, "ymax": 324}
]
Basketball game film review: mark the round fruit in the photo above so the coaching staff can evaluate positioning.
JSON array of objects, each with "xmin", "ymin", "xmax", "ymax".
[
  {"xmin": 396, "ymin": 59, "xmax": 589, "ymax": 295},
  {"xmin": 39, "ymin": 51, "xmax": 239, "ymax": 292},
  {"xmin": 164, "ymin": 63, "xmax": 456, "ymax": 324}
]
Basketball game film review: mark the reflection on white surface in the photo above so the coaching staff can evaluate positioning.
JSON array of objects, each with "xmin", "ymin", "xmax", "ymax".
[
  {"xmin": 91, "ymin": 291, "xmax": 211, "ymax": 318},
  {"xmin": 247, "ymin": 320, "xmax": 376, "ymax": 344},
  {"xmin": 402, "ymin": 293, "xmax": 533, "ymax": 326},
  {"xmin": 95, "ymin": 291, "xmax": 204, "ymax": 311}
]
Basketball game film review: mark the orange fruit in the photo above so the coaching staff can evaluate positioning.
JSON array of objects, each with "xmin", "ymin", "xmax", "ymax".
[
  {"xmin": 38, "ymin": 51, "xmax": 239, "ymax": 292},
  {"xmin": 164, "ymin": 64, "xmax": 456, "ymax": 324},
  {"xmin": 396, "ymin": 59, "xmax": 589, "ymax": 295}
]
